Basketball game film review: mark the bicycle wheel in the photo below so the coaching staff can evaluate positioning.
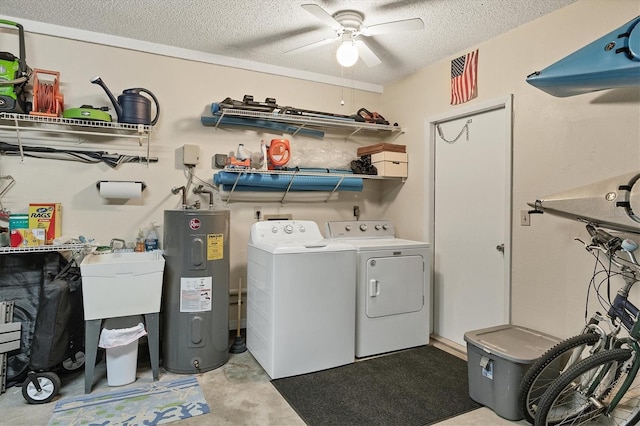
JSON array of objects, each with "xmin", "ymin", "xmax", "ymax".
[
  {"xmin": 535, "ymin": 348, "xmax": 640, "ymax": 426},
  {"xmin": 518, "ymin": 332, "xmax": 601, "ymax": 423}
]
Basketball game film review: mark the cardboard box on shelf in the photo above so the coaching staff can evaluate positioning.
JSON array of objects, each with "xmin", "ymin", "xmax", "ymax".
[
  {"xmin": 10, "ymin": 228, "xmax": 46, "ymax": 247},
  {"xmin": 28, "ymin": 203, "xmax": 61, "ymax": 244},
  {"xmin": 371, "ymin": 151, "xmax": 408, "ymax": 178},
  {"xmin": 8, "ymin": 214, "xmax": 28, "ymax": 231},
  {"xmin": 357, "ymin": 143, "xmax": 406, "ymax": 156}
]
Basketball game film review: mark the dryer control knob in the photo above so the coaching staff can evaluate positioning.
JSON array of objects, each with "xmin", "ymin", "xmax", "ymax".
[
  {"xmin": 345, "ymin": 225, "xmax": 352, "ymax": 231},
  {"xmin": 359, "ymin": 224, "xmax": 368, "ymax": 231},
  {"xmin": 382, "ymin": 224, "xmax": 390, "ymax": 230},
  {"xmin": 284, "ymin": 224, "xmax": 294, "ymax": 234},
  {"xmin": 375, "ymin": 224, "xmax": 382, "ymax": 230}
]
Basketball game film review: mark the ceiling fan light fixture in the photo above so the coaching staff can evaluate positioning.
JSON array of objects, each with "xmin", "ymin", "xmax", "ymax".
[{"xmin": 336, "ymin": 40, "xmax": 359, "ymax": 67}]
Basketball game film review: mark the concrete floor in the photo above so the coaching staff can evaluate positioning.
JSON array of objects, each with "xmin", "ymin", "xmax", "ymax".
[{"xmin": 0, "ymin": 341, "xmax": 529, "ymax": 426}]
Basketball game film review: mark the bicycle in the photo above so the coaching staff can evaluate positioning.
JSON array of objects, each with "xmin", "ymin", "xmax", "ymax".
[
  {"xmin": 534, "ymin": 320, "xmax": 640, "ymax": 425},
  {"xmin": 518, "ymin": 224, "xmax": 640, "ymax": 424}
]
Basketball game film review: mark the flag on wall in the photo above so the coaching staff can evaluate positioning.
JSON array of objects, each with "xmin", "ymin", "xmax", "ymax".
[{"xmin": 450, "ymin": 49, "xmax": 479, "ymax": 105}]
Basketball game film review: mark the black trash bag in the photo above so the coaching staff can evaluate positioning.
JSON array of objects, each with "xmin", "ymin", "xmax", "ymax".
[{"xmin": 29, "ymin": 259, "xmax": 84, "ymax": 371}]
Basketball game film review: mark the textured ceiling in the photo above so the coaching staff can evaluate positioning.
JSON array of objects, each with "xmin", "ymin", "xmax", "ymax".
[{"xmin": 0, "ymin": 0, "xmax": 577, "ymax": 88}]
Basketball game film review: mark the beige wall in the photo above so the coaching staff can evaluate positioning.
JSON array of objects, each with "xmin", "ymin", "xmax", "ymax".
[
  {"xmin": 1, "ymin": 0, "xmax": 639, "ymax": 337},
  {"xmin": 0, "ymin": 31, "xmax": 389, "ymax": 301},
  {"xmin": 382, "ymin": 0, "xmax": 640, "ymax": 338}
]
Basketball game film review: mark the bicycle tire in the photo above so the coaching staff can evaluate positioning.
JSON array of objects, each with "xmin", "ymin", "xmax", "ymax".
[
  {"xmin": 518, "ymin": 331, "xmax": 601, "ymax": 424},
  {"xmin": 535, "ymin": 348, "xmax": 639, "ymax": 426}
]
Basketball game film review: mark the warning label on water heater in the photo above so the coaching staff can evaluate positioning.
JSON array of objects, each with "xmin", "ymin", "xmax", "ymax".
[
  {"xmin": 180, "ymin": 276, "xmax": 213, "ymax": 312},
  {"xmin": 207, "ymin": 233, "xmax": 224, "ymax": 260}
]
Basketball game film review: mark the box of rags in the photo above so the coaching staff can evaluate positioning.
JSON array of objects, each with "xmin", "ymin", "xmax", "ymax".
[{"xmin": 28, "ymin": 203, "xmax": 61, "ymax": 244}]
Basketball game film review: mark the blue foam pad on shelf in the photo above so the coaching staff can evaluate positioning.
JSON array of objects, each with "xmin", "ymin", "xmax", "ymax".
[{"xmin": 214, "ymin": 171, "xmax": 363, "ymax": 192}]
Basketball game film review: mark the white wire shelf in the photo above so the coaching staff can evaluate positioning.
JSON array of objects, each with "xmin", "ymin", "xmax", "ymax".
[
  {"xmin": 221, "ymin": 167, "xmax": 392, "ymax": 179},
  {"xmin": 0, "ymin": 112, "xmax": 153, "ymax": 133},
  {"xmin": 213, "ymin": 109, "xmax": 404, "ymax": 139},
  {"xmin": 0, "ymin": 112, "xmax": 154, "ymax": 163},
  {"xmin": 0, "ymin": 243, "xmax": 89, "ymax": 254}
]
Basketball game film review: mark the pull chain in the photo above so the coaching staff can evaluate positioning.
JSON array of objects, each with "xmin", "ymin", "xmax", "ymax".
[{"xmin": 436, "ymin": 119, "xmax": 472, "ymax": 144}]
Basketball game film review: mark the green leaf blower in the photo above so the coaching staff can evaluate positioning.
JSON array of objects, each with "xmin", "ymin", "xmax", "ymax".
[{"xmin": 0, "ymin": 19, "xmax": 31, "ymax": 114}]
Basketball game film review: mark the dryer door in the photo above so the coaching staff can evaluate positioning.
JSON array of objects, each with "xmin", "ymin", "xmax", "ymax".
[{"xmin": 365, "ymin": 255, "xmax": 424, "ymax": 318}]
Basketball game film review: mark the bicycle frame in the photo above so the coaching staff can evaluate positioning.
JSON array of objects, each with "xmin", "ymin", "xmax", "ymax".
[{"xmin": 608, "ymin": 292, "xmax": 639, "ymax": 332}]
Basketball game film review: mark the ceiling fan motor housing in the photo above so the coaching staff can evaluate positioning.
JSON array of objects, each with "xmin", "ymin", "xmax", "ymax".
[{"xmin": 333, "ymin": 10, "xmax": 364, "ymax": 34}]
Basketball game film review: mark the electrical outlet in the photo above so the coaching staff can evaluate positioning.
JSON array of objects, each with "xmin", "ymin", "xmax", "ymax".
[
  {"xmin": 254, "ymin": 206, "xmax": 262, "ymax": 220},
  {"xmin": 353, "ymin": 205, "xmax": 360, "ymax": 218},
  {"xmin": 521, "ymin": 210, "xmax": 530, "ymax": 226}
]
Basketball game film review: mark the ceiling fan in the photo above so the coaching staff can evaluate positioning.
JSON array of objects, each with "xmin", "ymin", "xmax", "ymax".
[{"xmin": 285, "ymin": 4, "xmax": 425, "ymax": 67}]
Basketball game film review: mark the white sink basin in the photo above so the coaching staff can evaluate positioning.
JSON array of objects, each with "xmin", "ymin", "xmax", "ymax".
[{"xmin": 80, "ymin": 251, "xmax": 165, "ymax": 320}]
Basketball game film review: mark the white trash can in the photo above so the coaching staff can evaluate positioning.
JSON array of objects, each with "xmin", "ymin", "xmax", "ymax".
[{"xmin": 99, "ymin": 322, "xmax": 147, "ymax": 387}]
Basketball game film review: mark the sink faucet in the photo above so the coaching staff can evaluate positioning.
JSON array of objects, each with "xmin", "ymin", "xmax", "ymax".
[{"xmin": 110, "ymin": 238, "xmax": 126, "ymax": 251}]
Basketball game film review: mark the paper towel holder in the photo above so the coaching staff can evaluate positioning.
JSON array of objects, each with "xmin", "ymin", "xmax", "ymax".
[{"xmin": 96, "ymin": 180, "xmax": 147, "ymax": 198}]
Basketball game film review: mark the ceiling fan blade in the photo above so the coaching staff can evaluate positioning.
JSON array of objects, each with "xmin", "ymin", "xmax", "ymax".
[
  {"xmin": 355, "ymin": 40, "xmax": 382, "ymax": 67},
  {"xmin": 301, "ymin": 4, "xmax": 343, "ymax": 31},
  {"xmin": 361, "ymin": 18, "xmax": 425, "ymax": 36},
  {"xmin": 284, "ymin": 37, "xmax": 338, "ymax": 55}
]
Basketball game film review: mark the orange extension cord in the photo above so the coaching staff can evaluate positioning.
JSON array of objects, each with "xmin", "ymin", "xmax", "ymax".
[{"xmin": 30, "ymin": 69, "xmax": 64, "ymax": 117}]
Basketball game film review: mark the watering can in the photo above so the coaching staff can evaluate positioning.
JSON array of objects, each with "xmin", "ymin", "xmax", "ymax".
[{"xmin": 90, "ymin": 76, "xmax": 160, "ymax": 125}]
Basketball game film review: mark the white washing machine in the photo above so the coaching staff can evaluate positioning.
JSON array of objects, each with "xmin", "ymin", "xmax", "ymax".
[
  {"xmin": 325, "ymin": 220, "xmax": 431, "ymax": 358},
  {"xmin": 247, "ymin": 220, "xmax": 356, "ymax": 379}
]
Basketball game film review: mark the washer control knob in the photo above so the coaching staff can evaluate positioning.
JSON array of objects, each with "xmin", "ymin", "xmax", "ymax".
[
  {"xmin": 359, "ymin": 224, "xmax": 368, "ymax": 232},
  {"xmin": 345, "ymin": 225, "xmax": 352, "ymax": 231},
  {"xmin": 298, "ymin": 225, "xmax": 306, "ymax": 233},
  {"xmin": 284, "ymin": 224, "xmax": 294, "ymax": 234},
  {"xmin": 375, "ymin": 224, "xmax": 382, "ymax": 230},
  {"xmin": 271, "ymin": 227, "xmax": 278, "ymax": 233},
  {"xmin": 382, "ymin": 224, "xmax": 390, "ymax": 230}
]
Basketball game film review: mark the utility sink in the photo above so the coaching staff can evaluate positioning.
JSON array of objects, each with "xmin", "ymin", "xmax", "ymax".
[{"xmin": 80, "ymin": 251, "xmax": 165, "ymax": 320}]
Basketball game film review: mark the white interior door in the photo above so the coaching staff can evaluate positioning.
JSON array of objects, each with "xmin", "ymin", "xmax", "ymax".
[{"xmin": 430, "ymin": 97, "xmax": 512, "ymax": 346}]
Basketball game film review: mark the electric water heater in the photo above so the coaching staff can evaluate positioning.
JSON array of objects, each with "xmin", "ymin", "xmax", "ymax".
[{"xmin": 162, "ymin": 209, "xmax": 230, "ymax": 373}]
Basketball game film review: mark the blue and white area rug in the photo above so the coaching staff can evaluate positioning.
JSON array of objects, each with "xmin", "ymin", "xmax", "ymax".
[{"xmin": 48, "ymin": 376, "xmax": 210, "ymax": 425}]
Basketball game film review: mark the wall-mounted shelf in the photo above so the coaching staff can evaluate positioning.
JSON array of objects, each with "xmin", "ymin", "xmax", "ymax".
[
  {"xmin": 0, "ymin": 112, "xmax": 154, "ymax": 163},
  {"xmin": 203, "ymin": 108, "xmax": 405, "ymax": 140},
  {"xmin": 217, "ymin": 168, "xmax": 403, "ymax": 204},
  {"xmin": 0, "ymin": 243, "xmax": 88, "ymax": 254}
]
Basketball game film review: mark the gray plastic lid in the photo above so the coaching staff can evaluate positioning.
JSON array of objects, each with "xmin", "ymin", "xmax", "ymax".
[{"xmin": 464, "ymin": 324, "xmax": 561, "ymax": 363}]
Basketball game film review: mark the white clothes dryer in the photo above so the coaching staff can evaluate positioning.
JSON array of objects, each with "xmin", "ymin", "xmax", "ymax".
[
  {"xmin": 325, "ymin": 220, "xmax": 431, "ymax": 358},
  {"xmin": 247, "ymin": 220, "xmax": 356, "ymax": 379}
]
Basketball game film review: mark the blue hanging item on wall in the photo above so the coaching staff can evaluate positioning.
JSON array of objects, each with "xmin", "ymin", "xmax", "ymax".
[{"xmin": 526, "ymin": 15, "xmax": 640, "ymax": 97}]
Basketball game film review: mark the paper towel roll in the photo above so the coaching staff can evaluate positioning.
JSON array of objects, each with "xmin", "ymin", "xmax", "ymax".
[{"xmin": 98, "ymin": 181, "xmax": 144, "ymax": 198}]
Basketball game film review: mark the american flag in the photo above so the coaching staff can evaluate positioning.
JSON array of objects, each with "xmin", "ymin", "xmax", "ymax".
[{"xmin": 450, "ymin": 49, "xmax": 479, "ymax": 105}]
